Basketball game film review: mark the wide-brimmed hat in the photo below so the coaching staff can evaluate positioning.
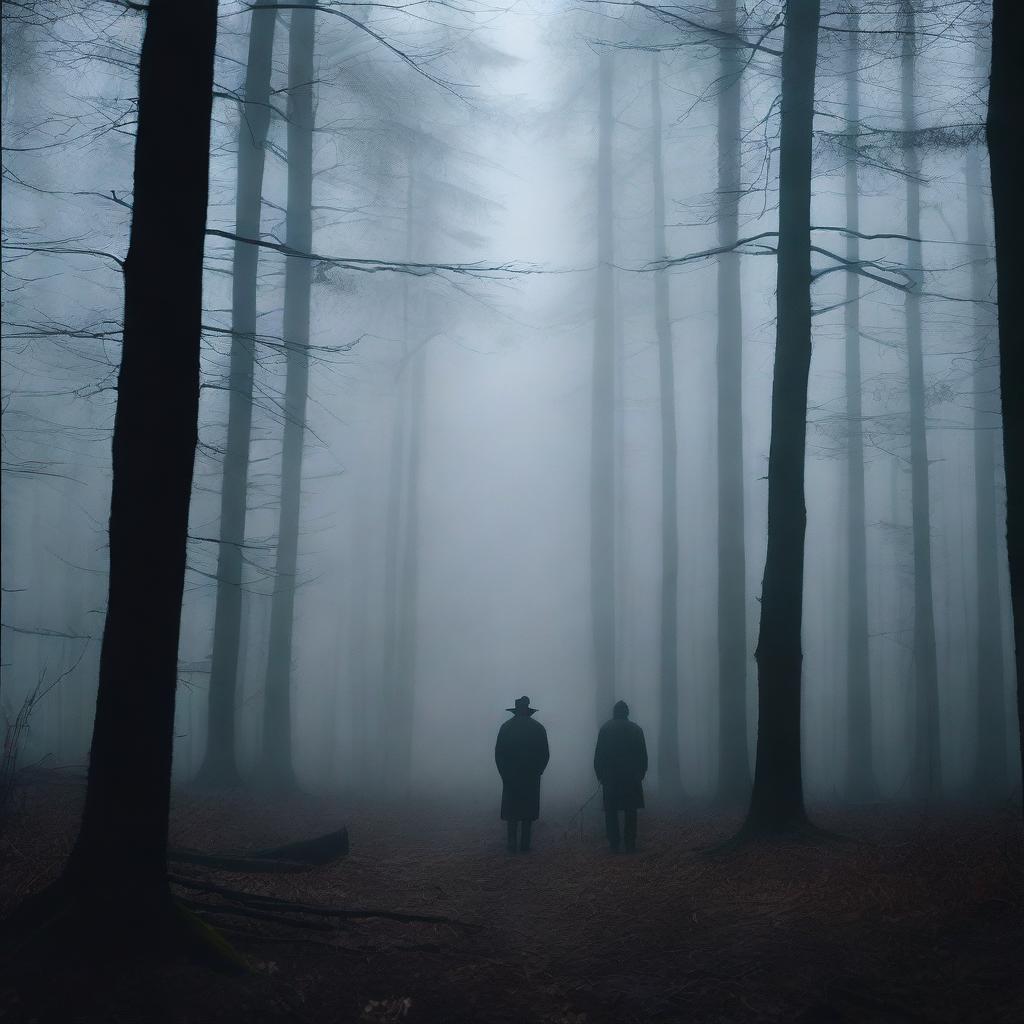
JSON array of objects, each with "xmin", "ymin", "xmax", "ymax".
[{"xmin": 506, "ymin": 695, "xmax": 538, "ymax": 715}]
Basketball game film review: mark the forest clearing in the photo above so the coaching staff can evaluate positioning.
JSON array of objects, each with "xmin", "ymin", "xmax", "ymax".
[{"xmin": 3, "ymin": 780, "xmax": 1022, "ymax": 1023}]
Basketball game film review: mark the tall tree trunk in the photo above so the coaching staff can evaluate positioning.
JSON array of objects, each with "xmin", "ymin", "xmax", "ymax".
[
  {"xmin": 967, "ymin": 90, "xmax": 1007, "ymax": 799},
  {"xmin": 651, "ymin": 53, "xmax": 682, "ymax": 799},
  {"xmin": 614, "ymin": 248, "xmax": 628, "ymax": 702},
  {"xmin": 377, "ymin": 157, "xmax": 426, "ymax": 798},
  {"xmin": 592, "ymin": 47, "xmax": 617, "ymax": 725},
  {"xmin": 842, "ymin": 8, "xmax": 876, "ymax": 801},
  {"xmin": 716, "ymin": 0, "xmax": 750, "ymax": 803},
  {"xmin": 65, "ymin": 0, "xmax": 217, "ymax": 899},
  {"xmin": 347, "ymin": 482, "xmax": 372, "ymax": 789},
  {"xmin": 198, "ymin": 0, "xmax": 277, "ymax": 788},
  {"xmin": 901, "ymin": 1, "xmax": 941, "ymax": 800},
  {"xmin": 380, "ymin": 365, "xmax": 407, "ymax": 790},
  {"xmin": 985, "ymin": 0, "xmax": 1024, "ymax": 816},
  {"xmin": 258, "ymin": 0, "xmax": 314, "ymax": 789},
  {"xmin": 742, "ymin": 0, "xmax": 818, "ymax": 836},
  {"xmin": 390, "ymin": 154, "xmax": 427, "ymax": 797},
  {"xmin": 392, "ymin": 343, "xmax": 424, "ymax": 795}
]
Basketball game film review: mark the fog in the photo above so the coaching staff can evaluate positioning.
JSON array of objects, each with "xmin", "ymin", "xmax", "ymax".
[{"xmin": 3, "ymin": 0, "xmax": 1019, "ymax": 816}]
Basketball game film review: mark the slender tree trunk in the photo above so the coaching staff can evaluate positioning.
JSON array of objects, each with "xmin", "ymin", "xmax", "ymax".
[
  {"xmin": 985, "ymin": 0, "xmax": 1024, "ymax": 816},
  {"xmin": 392, "ymin": 342, "xmax": 424, "ymax": 795},
  {"xmin": 651, "ymin": 53, "xmax": 682, "ymax": 799},
  {"xmin": 842, "ymin": 8, "xmax": 876, "ymax": 801},
  {"xmin": 378, "ymin": 160, "xmax": 416, "ymax": 797},
  {"xmin": 391, "ymin": 154, "xmax": 427, "ymax": 797},
  {"xmin": 380, "ymin": 369, "xmax": 407, "ymax": 790},
  {"xmin": 592, "ymin": 47, "xmax": 617, "ymax": 725},
  {"xmin": 967, "ymin": 109, "xmax": 1007, "ymax": 799},
  {"xmin": 614, "ymin": 250, "xmax": 628, "ymax": 703},
  {"xmin": 323, "ymin": 625, "xmax": 341, "ymax": 787},
  {"xmin": 742, "ymin": 0, "xmax": 818, "ymax": 836},
  {"xmin": 198, "ymin": 0, "xmax": 276, "ymax": 788},
  {"xmin": 901, "ymin": 1, "xmax": 941, "ymax": 800},
  {"xmin": 65, "ymin": 0, "xmax": 217, "ymax": 898},
  {"xmin": 347, "ymin": 484, "xmax": 372, "ymax": 789},
  {"xmin": 716, "ymin": 0, "xmax": 750, "ymax": 803},
  {"xmin": 258, "ymin": 0, "xmax": 314, "ymax": 788}
]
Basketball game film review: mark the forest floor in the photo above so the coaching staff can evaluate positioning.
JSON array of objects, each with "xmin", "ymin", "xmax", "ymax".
[{"xmin": 1, "ymin": 778, "xmax": 1022, "ymax": 1024}]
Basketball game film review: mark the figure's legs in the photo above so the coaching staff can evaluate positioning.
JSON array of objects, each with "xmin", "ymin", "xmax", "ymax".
[
  {"xmin": 605, "ymin": 808, "xmax": 621, "ymax": 851},
  {"xmin": 519, "ymin": 819, "xmax": 532, "ymax": 852},
  {"xmin": 624, "ymin": 809, "xmax": 638, "ymax": 852},
  {"xmin": 506, "ymin": 820, "xmax": 518, "ymax": 852}
]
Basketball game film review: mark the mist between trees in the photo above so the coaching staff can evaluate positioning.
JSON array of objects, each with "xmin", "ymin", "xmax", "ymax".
[{"xmin": 2, "ymin": 0, "xmax": 1020, "ymax": 826}]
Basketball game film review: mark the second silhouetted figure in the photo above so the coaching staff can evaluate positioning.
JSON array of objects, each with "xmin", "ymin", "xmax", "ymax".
[
  {"xmin": 594, "ymin": 700, "xmax": 648, "ymax": 852},
  {"xmin": 495, "ymin": 696, "xmax": 549, "ymax": 852}
]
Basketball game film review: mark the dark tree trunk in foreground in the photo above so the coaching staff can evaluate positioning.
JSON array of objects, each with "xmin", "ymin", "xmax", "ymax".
[
  {"xmin": 715, "ymin": 0, "xmax": 750, "ymax": 805},
  {"xmin": 64, "ymin": 0, "xmax": 217, "ymax": 905},
  {"xmin": 901, "ymin": 1, "xmax": 941, "ymax": 800},
  {"xmin": 986, "ymin": 0, "xmax": 1024, "ymax": 816},
  {"xmin": 198, "ymin": 0, "xmax": 277, "ymax": 788},
  {"xmin": 651, "ymin": 53, "xmax": 682, "ymax": 799},
  {"xmin": 592, "ymin": 46, "xmax": 617, "ymax": 725},
  {"xmin": 259, "ymin": 0, "xmax": 314, "ymax": 788},
  {"xmin": 967, "ymin": 91, "xmax": 1008, "ymax": 798},
  {"xmin": 743, "ymin": 0, "xmax": 818, "ymax": 835},
  {"xmin": 842, "ymin": 8, "xmax": 876, "ymax": 801}
]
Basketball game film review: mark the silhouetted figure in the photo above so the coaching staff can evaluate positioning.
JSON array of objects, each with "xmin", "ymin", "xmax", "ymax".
[
  {"xmin": 594, "ymin": 700, "xmax": 648, "ymax": 852},
  {"xmin": 495, "ymin": 696, "xmax": 550, "ymax": 852}
]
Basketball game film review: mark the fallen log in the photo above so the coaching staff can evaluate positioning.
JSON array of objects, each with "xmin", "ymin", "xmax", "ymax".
[{"xmin": 168, "ymin": 827, "xmax": 349, "ymax": 873}]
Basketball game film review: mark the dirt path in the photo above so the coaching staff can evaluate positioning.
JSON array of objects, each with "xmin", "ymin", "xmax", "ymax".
[{"xmin": 3, "ymin": 783, "xmax": 1023, "ymax": 1023}]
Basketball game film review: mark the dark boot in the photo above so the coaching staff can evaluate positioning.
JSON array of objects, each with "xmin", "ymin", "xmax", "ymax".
[
  {"xmin": 506, "ymin": 820, "xmax": 518, "ymax": 853},
  {"xmin": 519, "ymin": 819, "xmax": 532, "ymax": 853}
]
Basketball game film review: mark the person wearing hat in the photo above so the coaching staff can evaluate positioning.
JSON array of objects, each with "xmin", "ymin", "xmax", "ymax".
[
  {"xmin": 594, "ymin": 700, "xmax": 648, "ymax": 852},
  {"xmin": 494, "ymin": 696, "xmax": 550, "ymax": 852}
]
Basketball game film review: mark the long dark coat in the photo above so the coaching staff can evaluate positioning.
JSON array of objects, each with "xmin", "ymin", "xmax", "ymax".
[
  {"xmin": 495, "ymin": 715, "xmax": 550, "ymax": 821},
  {"xmin": 594, "ymin": 718, "xmax": 648, "ymax": 811}
]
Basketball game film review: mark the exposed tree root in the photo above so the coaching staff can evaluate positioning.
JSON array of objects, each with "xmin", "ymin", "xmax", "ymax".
[
  {"xmin": 167, "ymin": 855, "xmax": 317, "ymax": 874},
  {"xmin": 170, "ymin": 874, "xmax": 478, "ymax": 929},
  {"xmin": 168, "ymin": 827, "xmax": 349, "ymax": 873},
  {"xmin": 179, "ymin": 897, "xmax": 338, "ymax": 933},
  {"xmin": 3, "ymin": 875, "xmax": 249, "ymax": 974}
]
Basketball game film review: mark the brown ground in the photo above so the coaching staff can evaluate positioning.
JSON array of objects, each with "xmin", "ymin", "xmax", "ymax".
[{"xmin": 2, "ymin": 778, "xmax": 1022, "ymax": 1024}]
